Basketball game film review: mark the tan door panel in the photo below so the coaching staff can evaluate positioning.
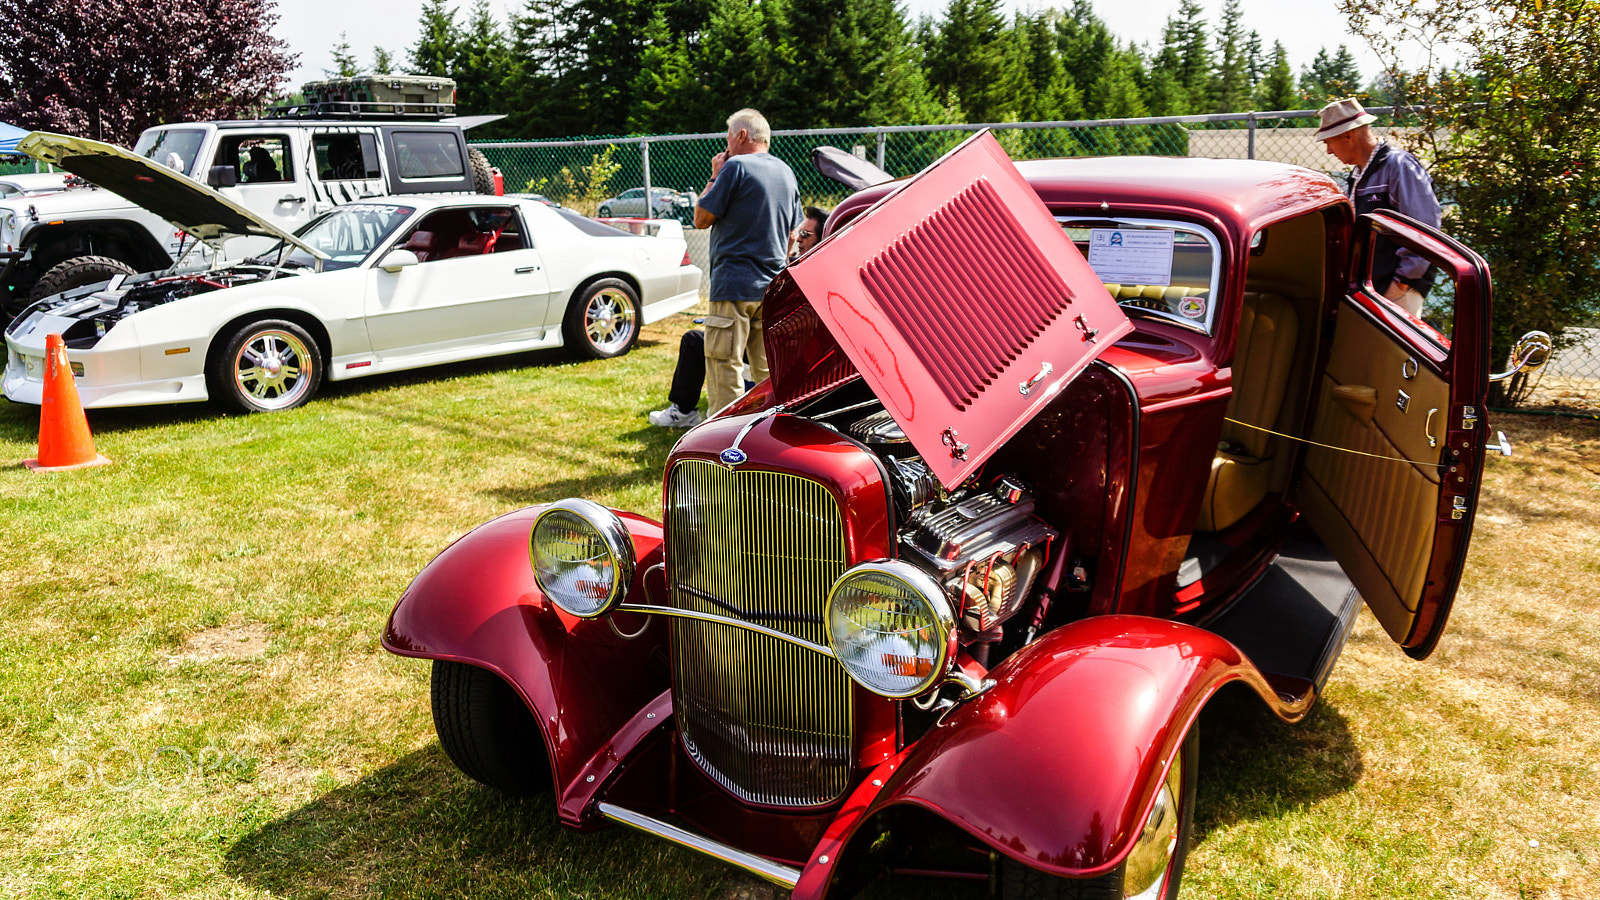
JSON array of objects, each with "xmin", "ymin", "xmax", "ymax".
[{"xmin": 1301, "ymin": 299, "xmax": 1447, "ymax": 642}]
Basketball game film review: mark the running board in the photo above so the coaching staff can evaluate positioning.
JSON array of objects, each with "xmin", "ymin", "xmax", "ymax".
[{"xmin": 598, "ymin": 802, "xmax": 803, "ymax": 889}]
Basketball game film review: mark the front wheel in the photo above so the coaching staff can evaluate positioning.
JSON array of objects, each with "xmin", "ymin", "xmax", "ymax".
[
  {"xmin": 431, "ymin": 660, "xmax": 548, "ymax": 794},
  {"xmin": 1000, "ymin": 726, "xmax": 1197, "ymax": 900},
  {"xmin": 208, "ymin": 318, "xmax": 323, "ymax": 412},
  {"xmin": 563, "ymin": 277, "xmax": 640, "ymax": 360},
  {"xmin": 597, "ymin": 204, "xmax": 613, "ymax": 218}
]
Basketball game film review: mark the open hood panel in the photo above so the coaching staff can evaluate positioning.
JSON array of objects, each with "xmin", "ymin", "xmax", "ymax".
[
  {"xmin": 765, "ymin": 131, "xmax": 1132, "ymax": 489},
  {"xmin": 18, "ymin": 132, "xmax": 310, "ymax": 250}
]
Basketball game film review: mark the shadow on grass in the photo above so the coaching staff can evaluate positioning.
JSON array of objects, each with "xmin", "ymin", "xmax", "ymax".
[
  {"xmin": 1194, "ymin": 683, "xmax": 1363, "ymax": 839},
  {"xmin": 224, "ymin": 744, "xmax": 734, "ymax": 900}
]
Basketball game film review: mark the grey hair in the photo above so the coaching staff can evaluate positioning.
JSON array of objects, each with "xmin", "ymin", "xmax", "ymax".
[{"xmin": 726, "ymin": 108, "xmax": 771, "ymax": 145}]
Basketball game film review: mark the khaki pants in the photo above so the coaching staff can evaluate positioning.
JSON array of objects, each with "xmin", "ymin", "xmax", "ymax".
[{"xmin": 704, "ymin": 300, "xmax": 769, "ymax": 415}]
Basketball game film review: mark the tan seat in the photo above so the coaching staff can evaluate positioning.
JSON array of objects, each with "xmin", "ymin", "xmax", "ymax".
[{"xmin": 1197, "ymin": 291, "xmax": 1299, "ymax": 532}]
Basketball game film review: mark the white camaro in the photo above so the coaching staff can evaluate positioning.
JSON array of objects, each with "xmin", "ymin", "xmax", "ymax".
[{"xmin": 3, "ymin": 135, "xmax": 701, "ymax": 412}]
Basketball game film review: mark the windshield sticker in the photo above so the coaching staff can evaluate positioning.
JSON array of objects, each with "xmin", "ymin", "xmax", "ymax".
[
  {"xmin": 1088, "ymin": 229, "xmax": 1175, "ymax": 285},
  {"xmin": 1179, "ymin": 296, "xmax": 1206, "ymax": 319}
]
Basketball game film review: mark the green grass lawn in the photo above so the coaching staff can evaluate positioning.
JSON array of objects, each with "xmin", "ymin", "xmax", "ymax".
[{"xmin": 1, "ymin": 313, "xmax": 1596, "ymax": 899}]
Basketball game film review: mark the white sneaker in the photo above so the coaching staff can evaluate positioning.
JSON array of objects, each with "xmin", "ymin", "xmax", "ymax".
[{"xmin": 648, "ymin": 405, "xmax": 703, "ymax": 428}]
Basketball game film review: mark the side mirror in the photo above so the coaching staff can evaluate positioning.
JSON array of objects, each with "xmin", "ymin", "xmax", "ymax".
[
  {"xmin": 207, "ymin": 166, "xmax": 238, "ymax": 188},
  {"xmin": 378, "ymin": 248, "xmax": 420, "ymax": 273},
  {"xmin": 1490, "ymin": 330, "xmax": 1553, "ymax": 382}
]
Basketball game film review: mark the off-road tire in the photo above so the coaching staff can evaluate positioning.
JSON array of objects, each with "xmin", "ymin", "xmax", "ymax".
[
  {"xmin": 468, "ymin": 148, "xmax": 495, "ymax": 195},
  {"xmin": 29, "ymin": 255, "xmax": 138, "ymax": 302},
  {"xmin": 999, "ymin": 726, "xmax": 1198, "ymax": 900},
  {"xmin": 563, "ymin": 277, "xmax": 640, "ymax": 360},
  {"xmin": 207, "ymin": 318, "xmax": 324, "ymax": 413},
  {"xmin": 430, "ymin": 660, "xmax": 549, "ymax": 795}
]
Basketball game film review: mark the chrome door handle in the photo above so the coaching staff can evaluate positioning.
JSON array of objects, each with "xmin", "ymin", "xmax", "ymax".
[
  {"xmin": 1425, "ymin": 407, "xmax": 1439, "ymax": 447},
  {"xmin": 280, "ymin": 195, "xmax": 305, "ymax": 203},
  {"xmin": 514, "ymin": 265, "xmax": 541, "ymax": 274}
]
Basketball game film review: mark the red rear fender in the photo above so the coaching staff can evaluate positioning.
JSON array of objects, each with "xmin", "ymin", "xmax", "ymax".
[
  {"xmin": 855, "ymin": 616, "xmax": 1305, "ymax": 879},
  {"xmin": 382, "ymin": 505, "xmax": 670, "ymax": 798}
]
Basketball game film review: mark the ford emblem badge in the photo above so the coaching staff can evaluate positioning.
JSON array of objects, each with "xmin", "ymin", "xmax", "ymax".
[{"xmin": 719, "ymin": 448, "xmax": 748, "ymax": 466}]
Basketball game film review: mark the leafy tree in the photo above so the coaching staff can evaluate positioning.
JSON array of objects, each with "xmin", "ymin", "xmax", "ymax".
[
  {"xmin": 327, "ymin": 32, "xmax": 362, "ymax": 78},
  {"xmin": 0, "ymin": 0, "xmax": 293, "ymax": 145},
  {"xmin": 1341, "ymin": 0, "xmax": 1600, "ymax": 402}
]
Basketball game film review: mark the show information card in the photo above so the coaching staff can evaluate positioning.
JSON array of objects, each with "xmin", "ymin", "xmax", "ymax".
[{"xmin": 1087, "ymin": 229, "xmax": 1175, "ymax": 285}]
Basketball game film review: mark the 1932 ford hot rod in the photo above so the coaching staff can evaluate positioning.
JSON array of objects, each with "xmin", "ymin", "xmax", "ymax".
[{"xmin": 383, "ymin": 133, "xmax": 1548, "ymax": 898}]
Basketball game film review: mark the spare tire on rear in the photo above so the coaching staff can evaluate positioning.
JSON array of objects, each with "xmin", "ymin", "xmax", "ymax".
[
  {"xmin": 30, "ymin": 255, "xmax": 138, "ymax": 302},
  {"xmin": 468, "ymin": 148, "xmax": 495, "ymax": 195}
]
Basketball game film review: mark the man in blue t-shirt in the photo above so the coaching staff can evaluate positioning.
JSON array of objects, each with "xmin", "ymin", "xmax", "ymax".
[{"xmin": 692, "ymin": 108, "xmax": 803, "ymax": 415}]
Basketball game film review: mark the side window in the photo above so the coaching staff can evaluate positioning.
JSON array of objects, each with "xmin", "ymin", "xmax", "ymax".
[
  {"xmin": 393, "ymin": 132, "xmax": 465, "ymax": 180},
  {"xmin": 313, "ymin": 133, "xmax": 381, "ymax": 181},
  {"xmin": 399, "ymin": 206, "xmax": 519, "ymax": 263},
  {"xmin": 217, "ymin": 134, "xmax": 292, "ymax": 183}
]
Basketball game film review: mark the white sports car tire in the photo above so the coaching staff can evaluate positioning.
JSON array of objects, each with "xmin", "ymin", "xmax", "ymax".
[{"xmin": 208, "ymin": 318, "xmax": 324, "ymax": 413}]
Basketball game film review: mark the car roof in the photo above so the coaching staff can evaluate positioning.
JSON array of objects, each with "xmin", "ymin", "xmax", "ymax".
[{"xmin": 1013, "ymin": 156, "xmax": 1347, "ymax": 239}]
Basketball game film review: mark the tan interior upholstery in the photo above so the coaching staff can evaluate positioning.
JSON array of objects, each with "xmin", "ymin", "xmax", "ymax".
[
  {"xmin": 1300, "ymin": 300, "xmax": 1446, "ymax": 643},
  {"xmin": 1197, "ymin": 292, "xmax": 1300, "ymax": 531}
]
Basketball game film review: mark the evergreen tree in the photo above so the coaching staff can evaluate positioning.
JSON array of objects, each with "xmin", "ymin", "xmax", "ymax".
[
  {"xmin": 1299, "ymin": 44, "xmax": 1362, "ymax": 100},
  {"xmin": 1145, "ymin": 14, "xmax": 1193, "ymax": 115},
  {"xmin": 629, "ymin": 11, "xmax": 709, "ymax": 133},
  {"xmin": 925, "ymin": 0, "xmax": 1009, "ymax": 123},
  {"xmin": 1255, "ymin": 40, "xmax": 1297, "ymax": 110},
  {"xmin": 372, "ymin": 47, "xmax": 396, "ymax": 75},
  {"xmin": 327, "ymin": 32, "xmax": 361, "ymax": 78},
  {"xmin": 1211, "ymin": 0, "xmax": 1249, "ymax": 111},
  {"xmin": 409, "ymin": 0, "xmax": 461, "ymax": 78},
  {"xmin": 770, "ymin": 0, "xmax": 929, "ymax": 127},
  {"xmin": 1053, "ymin": 0, "xmax": 1114, "ymax": 103},
  {"xmin": 1170, "ymin": 0, "xmax": 1212, "ymax": 108},
  {"xmin": 454, "ymin": 0, "xmax": 511, "ymax": 118},
  {"xmin": 1087, "ymin": 46, "xmax": 1149, "ymax": 119},
  {"xmin": 1005, "ymin": 11, "xmax": 1081, "ymax": 121},
  {"xmin": 1244, "ymin": 30, "xmax": 1264, "ymax": 92}
]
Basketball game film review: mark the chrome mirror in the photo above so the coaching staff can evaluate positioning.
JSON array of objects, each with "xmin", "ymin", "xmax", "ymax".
[{"xmin": 1490, "ymin": 330, "xmax": 1552, "ymax": 383}]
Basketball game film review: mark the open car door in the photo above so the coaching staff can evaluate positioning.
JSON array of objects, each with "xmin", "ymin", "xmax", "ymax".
[{"xmin": 1297, "ymin": 211, "xmax": 1491, "ymax": 659}]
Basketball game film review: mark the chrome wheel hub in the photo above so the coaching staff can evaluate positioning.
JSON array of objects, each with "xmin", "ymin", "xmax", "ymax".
[
  {"xmin": 586, "ymin": 289, "xmax": 636, "ymax": 354},
  {"xmin": 235, "ymin": 330, "xmax": 313, "ymax": 410}
]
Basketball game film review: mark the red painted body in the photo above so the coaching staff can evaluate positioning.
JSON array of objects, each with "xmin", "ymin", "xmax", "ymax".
[{"xmin": 385, "ymin": 136, "xmax": 1495, "ymax": 894}]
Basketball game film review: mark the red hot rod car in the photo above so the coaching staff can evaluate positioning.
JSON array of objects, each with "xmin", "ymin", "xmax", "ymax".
[{"xmin": 383, "ymin": 133, "xmax": 1547, "ymax": 898}]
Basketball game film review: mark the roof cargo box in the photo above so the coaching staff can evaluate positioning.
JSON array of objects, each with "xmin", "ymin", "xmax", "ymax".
[{"xmin": 297, "ymin": 76, "xmax": 457, "ymax": 118}]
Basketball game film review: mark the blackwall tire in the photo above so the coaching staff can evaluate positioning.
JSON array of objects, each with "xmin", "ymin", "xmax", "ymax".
[
  {"xmin": 430, "ymin": 660, "xmax": 549, "ymax": 795},
  {"xmin": 29, "ymin": 255, "xmax": 138, "ymax": 302},
  {"xmin": 999, "ymin": 726, "xmax": 1198, "ymax": 900},
  {"xmin": 598, "ymin": 204, "xmax": 613, "ymax": 218},
  {"xmin": 468, "ymin": 147, "xmax": 495, "ymax": 195},
  {"xmin": 207, "ymin": 318, "xmax": 323, "ymax": 413},
  {"xmin": 563, "ymin": 277, "xmax": 639, "ymax": 360}
]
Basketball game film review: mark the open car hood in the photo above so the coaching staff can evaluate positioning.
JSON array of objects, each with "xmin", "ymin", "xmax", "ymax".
[
  {"xmin": 17, "ymin": 132, "xmax": 323, "ymax": 258},
  {"xmin": 763, "ymin": 131, "xmax": 1132, "ymax": 490}
]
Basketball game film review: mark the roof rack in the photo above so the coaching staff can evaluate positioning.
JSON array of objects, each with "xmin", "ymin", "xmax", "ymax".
[{"xmin": 266, "ymin": 76, "xmax": 458, "ymax": 121}]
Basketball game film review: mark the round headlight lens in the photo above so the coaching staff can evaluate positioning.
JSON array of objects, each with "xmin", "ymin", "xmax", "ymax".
[
  {"xmin": 825, "ymin": 561, "xmax": 956, "ymax": 698},
  {"xmin": 529, "ymin": 499, "xmax": 635, "ymax": 618}
]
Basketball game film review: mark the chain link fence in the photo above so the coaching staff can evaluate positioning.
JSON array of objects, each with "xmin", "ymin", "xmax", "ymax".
[{"xmin": 478, "ymin": 108, "xmax": 1593, "ymax": 411}]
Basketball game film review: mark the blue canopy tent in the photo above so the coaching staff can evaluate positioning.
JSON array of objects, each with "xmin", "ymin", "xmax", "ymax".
[{"xmin": 0, "ymin": 121, "xmax": 31, "ymax": 156}]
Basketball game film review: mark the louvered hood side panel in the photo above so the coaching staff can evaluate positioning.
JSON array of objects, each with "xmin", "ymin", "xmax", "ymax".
[{"xmin": 775, "ymin": 131, "xmax": 1133, "ymax": 490}]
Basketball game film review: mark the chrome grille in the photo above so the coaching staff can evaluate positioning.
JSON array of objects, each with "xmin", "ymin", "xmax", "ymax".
[{"xmin": 668, "ymin": 459, "xmax": 854, "ymax": 807}]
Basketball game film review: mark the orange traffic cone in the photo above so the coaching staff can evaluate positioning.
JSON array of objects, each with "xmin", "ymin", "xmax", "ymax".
[{"xmin": 24, "ymin": 332, "xmax": 110, "ymax": 472}]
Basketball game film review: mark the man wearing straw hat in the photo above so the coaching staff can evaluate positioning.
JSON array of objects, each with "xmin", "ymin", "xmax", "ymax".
[{"xmin": 1317, "ymin": 97, "xmax": 1442, "ymax": 317}]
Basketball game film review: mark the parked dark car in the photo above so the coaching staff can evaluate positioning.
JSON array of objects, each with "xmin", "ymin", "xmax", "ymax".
[{"xmin": 383, "ymin": 132, "xmax": 1545, "ymax": 898}]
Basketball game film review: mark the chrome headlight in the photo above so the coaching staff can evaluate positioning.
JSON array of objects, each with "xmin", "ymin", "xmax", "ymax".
[
  {"xmin": 529, "ymin": 499, "xmax": 635, "ymax": 618},
  {"xmin": 825, "ymin": 561, "xmax": 956, "ymax": 698}
]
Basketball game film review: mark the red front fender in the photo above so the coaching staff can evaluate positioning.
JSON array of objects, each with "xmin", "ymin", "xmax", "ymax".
[
  {"xmin": 823, "ymin": 615, "xmax": 1306, "ymax": 884},
  {"xmin": 381, "ymin": 505, "xmax": 669, "ymax": 819}
]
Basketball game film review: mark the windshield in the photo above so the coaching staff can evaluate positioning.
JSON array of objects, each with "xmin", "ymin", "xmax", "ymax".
[
  {"xmin": 132, "ymin": 128, "xmax": 207, "ymax": 178},
  {"xmin": 1058, "ymin": 217, "xmax": 1222, "ymax": 334},
  {"xmin": 255, "ymin": 203, "xmax": 414, "ymax": 271}
]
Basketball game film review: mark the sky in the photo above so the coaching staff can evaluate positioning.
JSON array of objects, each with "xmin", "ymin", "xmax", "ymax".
[{"xmin": 273, "ymin": 0, "xmax": 1384, "ymax": 100}]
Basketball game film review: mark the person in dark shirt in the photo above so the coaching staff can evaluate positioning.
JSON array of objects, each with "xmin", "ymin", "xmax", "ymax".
[
  {"xmin": 1317, "ymin": 97, "xmax": 1443, "ymax": 316},
  {"xmin": 649, "ymin": 205, "xmax": 829, "ymax": 429}
]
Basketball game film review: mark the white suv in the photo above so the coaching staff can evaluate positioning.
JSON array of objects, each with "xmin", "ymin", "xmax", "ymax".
[{"xmin": 1, "ymin": 116, "xmax": 494, "ymax": 319}]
